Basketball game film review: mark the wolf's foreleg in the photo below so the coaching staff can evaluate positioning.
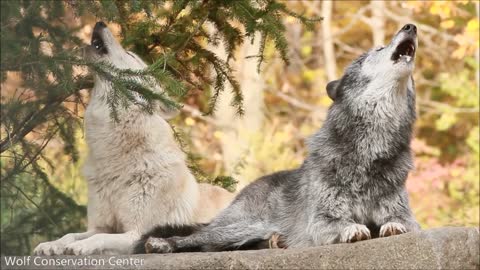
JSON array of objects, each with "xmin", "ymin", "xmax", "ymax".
[
  {"xmin": 63, "ymin": 230, "xmax": 140, "ymax": 255},
  {"xmin": 375, "ymin": 190, "xmax": 420, "ymax": 237},
  {"xmin": 33, "ymin": 231, "xmax": 97, "ymax": 255},
  {"xmin": 306, "ymin": 218, "xmax": 371, "ymax": 246},
  {"xmin": 146, "ymin": 222, "xmax": 273, "ymax": 253},
  {"xmin": 378, "ymin": 216, "xmax": 419, "ymax": 237}
]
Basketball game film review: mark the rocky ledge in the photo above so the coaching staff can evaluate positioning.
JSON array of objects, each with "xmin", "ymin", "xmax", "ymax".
[{"xmin": 2, "ymin": 227, "xmax": 479, "ymax": 269}]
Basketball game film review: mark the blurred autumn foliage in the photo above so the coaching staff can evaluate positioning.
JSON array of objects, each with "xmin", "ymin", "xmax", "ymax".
[{"xmin": 1, "ymin": 0, "xmax": 478, "ymax": 255}]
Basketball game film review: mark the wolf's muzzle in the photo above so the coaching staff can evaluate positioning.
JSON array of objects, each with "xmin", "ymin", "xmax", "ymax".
[
  {"xmin": 91, "ymin": 21, "xmax": 108, "ymax": 55},
  {"xmin": 391, "ymin": 24, "xmax": 417, "ymax": 62},
  {"xmin": 400, "ymin": 24, "xmax": 417, "ymax": 35},
  {"xmin": 94, "ymin": 21, "xmax": 107, "ymax": 31}
]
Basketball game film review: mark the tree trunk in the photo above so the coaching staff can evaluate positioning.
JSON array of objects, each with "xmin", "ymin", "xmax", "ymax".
[
  {"xmin": 321, "ymin": 0, "xmax": 337, "ymax": 81},
  {"xmin": 371, "ymin": 1, "xmax": 386, "ymax": 46},
  {"xmin": 209, "ymin": 29, "xmax": 265, "ymax": 188},
  {"xmin": 476, "ymin": 1, "xmax": 479, "ymax": 88}
]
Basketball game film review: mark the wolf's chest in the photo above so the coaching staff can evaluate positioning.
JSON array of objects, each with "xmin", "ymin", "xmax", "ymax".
[{"xmin": 350, "ymin": 199, "xmax": 375, "ymax": 222}]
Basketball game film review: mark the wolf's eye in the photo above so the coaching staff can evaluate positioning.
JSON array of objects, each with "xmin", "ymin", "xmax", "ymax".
[
  {"xmin": 92, "ymin": 38, "xmax": 104, "ymax": 50},
  {"xmin": 375, "ymin": 46, "xmax": 385, "ymax": 51}
]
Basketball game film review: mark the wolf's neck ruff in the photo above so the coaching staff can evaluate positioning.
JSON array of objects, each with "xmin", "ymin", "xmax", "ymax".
[{"xmin": 349, "ymin": 79, "xmax": 414, "ymax": 158}]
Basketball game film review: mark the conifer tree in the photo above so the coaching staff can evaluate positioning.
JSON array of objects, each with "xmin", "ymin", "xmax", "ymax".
[{"xmin": 0, "ymin": 0, "xmax": 318, "ymax": 254}]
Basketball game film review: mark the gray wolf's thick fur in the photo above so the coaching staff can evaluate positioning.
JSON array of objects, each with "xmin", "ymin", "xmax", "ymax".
[
  {"xmin": 33, "ymin": 22, "xmax": 234, "ymax": 256},
  {"xmin": 140, "ymin": 24, "xmax": 421, "ymax": 253}
]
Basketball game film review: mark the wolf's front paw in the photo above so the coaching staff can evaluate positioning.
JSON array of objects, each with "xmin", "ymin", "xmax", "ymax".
[
  {"xmin": 269, "ymin": 233, "xmax": 287, "ymax": 249},
  {"xmin": 33, "ymin": 241, "xmax": 66, "ymax": 256},
  {"xmin": 379, "ymin": 222, "xmax": 407, "ymax": 237},
  {"xmin": 340, "ymin": 224, "xmax": 371, "ymax": 243},
  {"xmin": 145, "ymin": 237, "xmax": 174, "ymax": 254},
  {"xmin": 64, "ymin": 239, "xmax": 103, "ymax": 255}
]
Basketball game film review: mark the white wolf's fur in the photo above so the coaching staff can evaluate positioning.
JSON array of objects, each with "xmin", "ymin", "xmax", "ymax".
[{"xmin": 33, "ymin": 23, "xmax": 234, "ymax": 255}]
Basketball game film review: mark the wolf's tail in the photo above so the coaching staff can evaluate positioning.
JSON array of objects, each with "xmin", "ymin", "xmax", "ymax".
[{"xmin": 133, "ymin": 223, "xmax": 207, "ymax": 254}]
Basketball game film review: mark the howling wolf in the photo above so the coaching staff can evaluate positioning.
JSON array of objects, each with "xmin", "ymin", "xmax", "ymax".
[
  {"xmin": 137, "ymin": 24, "xmax": 421, "ymax": 253},
  {"xmin": 33, "ymin": 22, "xmax": 234, "ymax": 255}
]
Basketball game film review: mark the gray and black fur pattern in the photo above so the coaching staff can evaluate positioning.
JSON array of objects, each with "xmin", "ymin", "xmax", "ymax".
[
  {"xmin": 133, "ymin": 224, "xmax": 206, "ymax": 253},
  {"xmin": 133, "ymin": 223, "xmax": 276, "ymax": 253},
  {"xmin": 135, "ymin": 24, "xmax": 421, "ymax": 254}
]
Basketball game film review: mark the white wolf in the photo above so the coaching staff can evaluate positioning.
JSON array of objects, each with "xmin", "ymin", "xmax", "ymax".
[{"xmin": 33, "ymin": 22, "xmax": 234, "ymax": 255}]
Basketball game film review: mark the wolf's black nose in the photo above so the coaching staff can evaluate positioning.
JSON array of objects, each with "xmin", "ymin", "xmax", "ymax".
[
  {"xmin": 95, "ymin": 21, "xmax": 107, "ymax": 29},
  {"xmin": 402, "ymin": 24, "xmax": 417, "ymax": 34}
]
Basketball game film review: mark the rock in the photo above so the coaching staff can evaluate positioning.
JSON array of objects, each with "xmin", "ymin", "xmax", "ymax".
[{"xmin": 2, "ymin": 227, "xmax": 479, "ymax": 269}]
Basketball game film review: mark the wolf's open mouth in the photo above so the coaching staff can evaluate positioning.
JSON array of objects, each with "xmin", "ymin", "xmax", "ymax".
[{"xmin": 391, "ymin": 39, "xmax": 415, "ymax": 62}]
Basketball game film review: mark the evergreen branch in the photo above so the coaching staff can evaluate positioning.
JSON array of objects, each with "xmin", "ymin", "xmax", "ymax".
[
  {"xmin": 0, "ymin": 78, "xmax": 93, "ymax": 153},
  {"xmin": 146, "ymin": 0, "xmax": 190, "ymax": 53},
  {"xmin": 4, "ymin": 180, "xmax": 57, "ymax": 227},
  {"xmin": 2, "ymin": 127, "xmax": 61, "ymax": 227},
  {"xmin": 175, "ymin": 14, "xmax": 210, "ymax": 56},
  {"xmin": 186, "ymin": 42, "xmax": 243, "ymax": 115}
]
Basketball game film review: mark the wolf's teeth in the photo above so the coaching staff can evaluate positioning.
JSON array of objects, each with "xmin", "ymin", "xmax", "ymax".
[{"xmin": 405, "ymin": 56, "xmax": 411, "ymax": 62}]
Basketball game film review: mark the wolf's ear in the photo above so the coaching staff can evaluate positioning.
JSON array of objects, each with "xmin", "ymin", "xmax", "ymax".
[
  {"xmin": 326, "ymin": 80, "xmax": 340, "ymax": 101},
  {"xmin": 158, "ymin": 102, "xmax": 180, "ymax": 120}
]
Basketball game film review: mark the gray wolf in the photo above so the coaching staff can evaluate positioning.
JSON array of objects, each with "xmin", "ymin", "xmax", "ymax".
[
  {"xmin": 137, "ymin": 24, "xmax": 421, "ymax": 253},
  {"xmin": 33, "ymin": 22, "xmax": 234, "ymax": 255}
]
